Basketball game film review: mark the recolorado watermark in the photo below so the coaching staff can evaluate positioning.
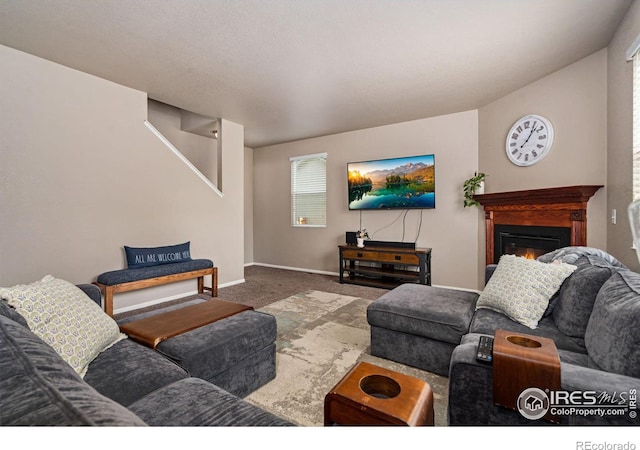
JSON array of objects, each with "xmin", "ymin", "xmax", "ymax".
[
  {"xmin": 516, "ymin": 387, "xmax": 637, "ymax": 421},
  {"xmin": 576, "ymin": 442, "xmax": 636, "ymax": 450}
]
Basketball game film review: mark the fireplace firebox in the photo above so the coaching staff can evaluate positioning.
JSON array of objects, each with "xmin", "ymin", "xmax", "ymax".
[{"xmin": 494, "ymin": 225, "xmax": 571, "ymax": 263}]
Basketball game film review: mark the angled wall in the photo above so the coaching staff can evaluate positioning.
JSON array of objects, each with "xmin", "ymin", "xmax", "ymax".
[{"xmin": 0, "ymin": 44, "xmax": 244, "ymax": 312}]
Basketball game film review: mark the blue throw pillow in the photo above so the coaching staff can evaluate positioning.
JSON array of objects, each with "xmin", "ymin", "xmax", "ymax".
[{"xmin": 124, "ymin": 242, "xmax": 192, "ymax": 269}]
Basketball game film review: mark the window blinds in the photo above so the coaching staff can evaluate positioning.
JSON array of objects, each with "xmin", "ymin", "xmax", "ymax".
[
  {"xmin": 634, "ymin": 51, "xmax": 640, "ymax": 200},
  {"xmin": 290, "ymin": 153, "xmax": 327, "ymax": 227}
]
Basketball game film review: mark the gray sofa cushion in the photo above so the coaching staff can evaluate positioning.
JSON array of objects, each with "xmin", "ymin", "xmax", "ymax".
[
  {"xmin": 128, "ymin": 378, "xmax": 292, "ymax": 426},
  {"xmin": 83, "ymin": 338, "xmax": 189, "ymax": 407},
  {"xmin": 77, "ymin": 284, "xmax": 103, "ymax": 307},
  {"xmin": 585, "ymin": 270, "xmax": 640, "ymax": 378},
  {"xmin": 367, "ymin": 283, "xmax": 478, "ymax": 345},
  {"xmin": 156, "ymin": 310, "xmax": 277, "ymax": 383},
  {"xmin": 552, "ymin": 256, "xmax": 618, "ymax": 338},
  {"xmin": 0, "ymin": 315, "xmax": 145, "ymax": 426},
  {"xmin": 469, "ymin": 309, "xmax": 587, "ymax": 354}
]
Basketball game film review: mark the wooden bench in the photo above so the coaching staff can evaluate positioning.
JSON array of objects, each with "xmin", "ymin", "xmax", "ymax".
[{"xmin": 95, "ymin": 259, "xmax": 217, "ymax": 317}]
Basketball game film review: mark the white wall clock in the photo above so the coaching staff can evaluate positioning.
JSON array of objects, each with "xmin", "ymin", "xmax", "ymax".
[{"xmin": 505, "ymin": 114, "xmax": 554, "ymax": 166}]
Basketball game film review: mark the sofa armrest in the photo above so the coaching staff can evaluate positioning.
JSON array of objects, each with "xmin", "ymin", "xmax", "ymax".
[
  {"xmin": 77, "ymin": 284, "xmax": 102, "ymax": 307},
  {"xmin": 448, "ymin": 334, "xmax": 503, "ymax": 425},
  {"xmin": 559, "ymin": 363, "xmax": 639, "ymax": 425},
  {"xmin": 485, "ymin": 264, "xmax": 497, "ymax": 286},
  {"xmin": 450, "ymin": 334, "xmax": 538, "ymax": 425},
  {"xmin": 449, "ymin": 334, "xmax": 640, "ymax": 426}
]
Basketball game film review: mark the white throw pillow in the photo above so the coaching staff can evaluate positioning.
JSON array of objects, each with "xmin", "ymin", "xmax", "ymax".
[
  {"xmin": 0, "ymin": 275, "xmax": 126, "ymax": 377},
  {"xmin": 476, "ymin": 254, "xmax": 577, "ymax": 329}
]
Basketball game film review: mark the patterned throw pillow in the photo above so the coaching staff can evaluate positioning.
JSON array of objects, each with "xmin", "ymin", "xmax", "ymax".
[
  {"xmin": 0, "ymin": 275, "xmax": 126, "ymax": 377},
  {"xmin": 476, "ymin": 255, "xmax": 577, "ymax": 329}
]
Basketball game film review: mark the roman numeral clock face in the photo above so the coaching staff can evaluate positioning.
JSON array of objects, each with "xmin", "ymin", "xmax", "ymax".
[{"xmin": 505, "ymin": 114, "xmax": 554, "ymax": 166}]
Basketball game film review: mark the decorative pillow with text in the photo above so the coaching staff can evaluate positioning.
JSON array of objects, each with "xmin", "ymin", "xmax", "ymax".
[{"xmin": 124, "ymin": 241, "xmax": 192, "ymax": 269}]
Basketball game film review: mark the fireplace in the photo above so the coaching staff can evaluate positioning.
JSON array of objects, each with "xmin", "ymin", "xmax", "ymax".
[
  {"xmin": 494, "ymin": 225, "xmax": 572, "ymax": 263},
  {"xmin": 474, "ymin": 185, "xmax": 603, "ymax": 265}
]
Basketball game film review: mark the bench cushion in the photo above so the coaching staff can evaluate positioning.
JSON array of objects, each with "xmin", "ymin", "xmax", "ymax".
[
  {"xmin": 367, "ymin": 284, "xmax": 478, "ymax": 345},
  {"xmin": 96, "ymin": 259, "xmax": 213, "ymax": 286}
]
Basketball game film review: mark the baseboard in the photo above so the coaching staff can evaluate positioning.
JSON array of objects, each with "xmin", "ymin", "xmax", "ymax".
[
  {"xmin": 250, "ymin": 262, "xmax": 340, "ymax": 277},
  {"xmin": 113, "ymin": 277, "xmax": 246, "ymax": 315}
]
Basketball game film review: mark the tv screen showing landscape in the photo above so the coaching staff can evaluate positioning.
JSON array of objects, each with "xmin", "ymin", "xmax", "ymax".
[{"xmin": 347, "ymin": 154, "xmax": 435, "ymax": 210}]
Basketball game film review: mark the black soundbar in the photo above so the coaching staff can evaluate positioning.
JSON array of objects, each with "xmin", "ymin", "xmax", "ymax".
[{"xmin": 365, "ymin": 240, "xmax": 416, "ymax": 249}]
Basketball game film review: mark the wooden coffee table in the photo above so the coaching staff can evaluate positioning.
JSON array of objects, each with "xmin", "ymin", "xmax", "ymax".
[{"xmin": 324, "ymin": 362, "xmax": 434, "ymax": 426}]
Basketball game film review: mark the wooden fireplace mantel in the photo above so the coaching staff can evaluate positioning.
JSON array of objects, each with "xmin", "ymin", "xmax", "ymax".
[{"xmin": 474, "ymin": 185, "xmax": 603, "ymax": 265}]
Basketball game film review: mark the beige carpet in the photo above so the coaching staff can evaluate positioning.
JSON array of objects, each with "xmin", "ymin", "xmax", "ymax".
[{"xmin": 244, "ymin": 290, "xmax": 449, "ymax": 426}]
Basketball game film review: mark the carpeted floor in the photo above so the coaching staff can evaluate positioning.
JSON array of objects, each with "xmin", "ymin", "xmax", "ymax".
[
  {"xmin": 115, "ymin": 265, "xmax": 390, "ymax": 320},
  {"xmin": 114, "ymin": 265, "xmax": 450, "ymax": 426},
  {"xmin": 244, "ymin": 290, "xmax": 449, "ymax": 426},
  {"xmin": 216, "ymin": 265, "xmax": 392, "ymax": 308}
]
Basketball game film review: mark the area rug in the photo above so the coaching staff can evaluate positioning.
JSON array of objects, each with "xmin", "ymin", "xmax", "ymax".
[{"xmin": 244, "ymin": 290, "xmax": 449, "ymax": 426}]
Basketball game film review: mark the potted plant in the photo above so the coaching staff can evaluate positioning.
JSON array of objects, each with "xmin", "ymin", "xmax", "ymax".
[
  {"xmin": 463, "ymin": 172, "xmax": 486, "ymax": 207},
  {"xmin": 356, "ymin": 229, "xmax": 370, "ymax": 248}
]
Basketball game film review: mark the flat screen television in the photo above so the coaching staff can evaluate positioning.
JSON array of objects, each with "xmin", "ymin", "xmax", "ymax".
[{"xmin": 348, "ymin": 154, "xmax": 435, "ymax": 210}]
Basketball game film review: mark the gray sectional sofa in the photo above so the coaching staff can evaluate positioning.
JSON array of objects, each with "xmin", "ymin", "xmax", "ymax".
[
  {"xmin": 367, "ymin": 247, "xmax": 640, "ymax": 426},
  {"xmin": 0, "ymin": 284, "xmax": 291, "ymax": 426}
]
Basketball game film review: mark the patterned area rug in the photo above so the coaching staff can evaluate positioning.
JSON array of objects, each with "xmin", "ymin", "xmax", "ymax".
[{"xmin": 244, "ymin": 290, "xmax": 449, "ymax": 426}]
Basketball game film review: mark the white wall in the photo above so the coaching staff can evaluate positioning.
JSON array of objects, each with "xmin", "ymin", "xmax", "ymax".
[
  {"xmin": 0, "ymin": 45, "xmax": 245, "ymax": 313},
  {"xmin": 253, "ymin": 111, "xmax": 482, "ymax": 290},
  {"xmin": 245, "ymin": 147, "xmax": 254, "ymax": 265}
]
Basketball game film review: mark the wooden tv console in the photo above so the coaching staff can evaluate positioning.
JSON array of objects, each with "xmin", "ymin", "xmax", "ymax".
[{"xmin": 338, "ymin": 244, "xmax": 431, "ymax": 289}]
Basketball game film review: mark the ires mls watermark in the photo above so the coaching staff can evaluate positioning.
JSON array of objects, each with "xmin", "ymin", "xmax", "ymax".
[{"xmin": 517, "ymin": 387, "xmax": 637, "ymax": 421}]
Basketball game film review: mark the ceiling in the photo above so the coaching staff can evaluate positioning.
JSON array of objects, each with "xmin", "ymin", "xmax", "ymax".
[{"xmin": 0, "ymin": 0, "xmax": 633, "ymax": 148}]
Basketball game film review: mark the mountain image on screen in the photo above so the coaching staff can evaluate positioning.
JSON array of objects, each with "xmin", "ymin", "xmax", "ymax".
[{"xmin": 347, "ymin": 155, "xmax": 435, "ymax": 210}]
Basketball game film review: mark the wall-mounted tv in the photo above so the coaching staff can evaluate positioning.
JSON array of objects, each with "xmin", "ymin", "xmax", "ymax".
[{"xmin": 348, "ymin": 154, "xmax": 435, "ymax": 210}]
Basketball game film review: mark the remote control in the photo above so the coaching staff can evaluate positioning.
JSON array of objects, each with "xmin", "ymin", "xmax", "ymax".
[{"xmin": 476, "ymin": 335, "xmax": 494, "ymax": 363}]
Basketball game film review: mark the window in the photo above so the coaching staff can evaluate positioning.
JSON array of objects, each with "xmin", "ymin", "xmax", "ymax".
[
  {"xmin": 629, "ymin": 35, "xmax": 640, "ymax": 200},
  {"xmin": 634, "ymin": 50, "xmax": 640, "ymax": 200},
  {"xmin": 290, "ymin": 153, "xmax": 327, "ymax": 227}
]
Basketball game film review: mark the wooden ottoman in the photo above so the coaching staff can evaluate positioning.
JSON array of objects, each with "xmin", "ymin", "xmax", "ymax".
[{"xmin": 324, "ymin": 362, "xmax": 434, "ymax": 426}]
